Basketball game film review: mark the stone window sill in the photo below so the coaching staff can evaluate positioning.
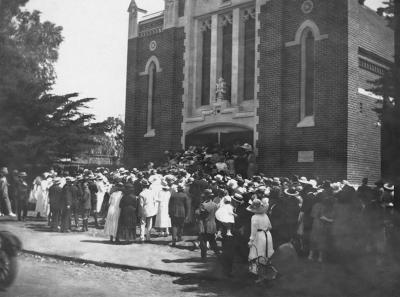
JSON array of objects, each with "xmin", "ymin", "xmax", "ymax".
[
  {"xmin": 297, "ymin": 116, "xmax": 315, "ymax": 128},
  {"xmin": 144, "ymin": 129, "xmax": 156, "ymax": 138}
]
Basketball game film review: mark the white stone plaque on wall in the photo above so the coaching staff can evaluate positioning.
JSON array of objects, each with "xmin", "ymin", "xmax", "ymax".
[{"xmin": 298, "ymin": 151, "xmax": 314, "ymax": 163}]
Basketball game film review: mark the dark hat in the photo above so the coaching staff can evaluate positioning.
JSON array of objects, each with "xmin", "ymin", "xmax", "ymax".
[{"xmin": 202, "ymin": 189, "xmax": 214, "ymax": 199}]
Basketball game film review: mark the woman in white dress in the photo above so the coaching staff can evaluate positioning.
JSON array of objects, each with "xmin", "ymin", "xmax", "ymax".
[
  {"xmin": 34, "ymin": 174, "xmax": 51, "ymax": 218},
  {"xmin": 154, "ymin": 180, "xmax": 171, "ymax": 236},
  {"xmin": 104, "ymin": 184, "xmax": 124, "ymax": 243},
  {"xmin": 247, "ymin": 199, "xmax": 274, "ymax": 279},
  {"xmin": 95, "ymin": 176, "xmax": 107, "ymax": 214}
]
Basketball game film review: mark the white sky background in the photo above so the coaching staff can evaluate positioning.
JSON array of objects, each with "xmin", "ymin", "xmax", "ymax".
[{"xmin": 25, "ymin": 0, "xmax": 384, "ymax": 121}]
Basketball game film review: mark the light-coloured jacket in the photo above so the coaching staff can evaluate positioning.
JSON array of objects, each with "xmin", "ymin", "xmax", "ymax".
[{"xmin": 139, "ymin": 188, "xmax": 157, "ymax": 218}]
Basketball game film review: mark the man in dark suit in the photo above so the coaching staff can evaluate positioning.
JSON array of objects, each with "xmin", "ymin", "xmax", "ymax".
[
  {"xmin": 49, "ymin": 178, "xmax": 63, "ymax": 231},
  {"xmin": 196, "ymin": 189, "xmax": 219, "ymax": 259},
  {"xmin": 15, "ymin": 172, "xmax": 29, "ymax": 221},
  {"xmin": 61, "ymin": 177, "xmax": 75, "ymax": 232},
  {"xmin": 169, "ymin": 184, "xmax": 189, "ymax": 246}
]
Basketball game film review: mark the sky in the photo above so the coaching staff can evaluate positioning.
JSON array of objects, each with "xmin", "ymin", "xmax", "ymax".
[{"xmin": 25, "ymin": 0, "xmax": 384, "ymax": 121}]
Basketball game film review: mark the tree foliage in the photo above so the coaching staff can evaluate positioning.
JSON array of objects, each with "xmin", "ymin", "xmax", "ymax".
[
  {"xmin": 91, "ymin": 117, "xmax": 125, "ymax": 158},
  {"xmin": 372, "ymin": 0, "xmax": 400, "ymax": 179},
  {"xmin": 0, "ymin": 93, "xmax": 99, "ymax": 167},
  {"xmin": 0, "ymin": 1, "xmax": 103, "ymax": 168}
]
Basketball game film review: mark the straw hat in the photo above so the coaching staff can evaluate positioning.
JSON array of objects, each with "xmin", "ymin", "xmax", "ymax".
[
  {"xmin": 284, "ymin": 188, "xmax": 299, "ymax": 197},
  {"xmin": 246, "ymin": 199, "xmax": 268, "ymax": 214},
  {"xmin": 384, "ymin": 183, "xmax": 394, "ymax": 191},
  {"xmin": 331, "ymin": 182, "xmax": 342, "ymax": 194},
  {"xmin": 241, "ymin": 143, "xmax": 253, "ymax": 151},
  {"xmin": 298, "ymin": 176, "xmax": 309, "ymax": 184}
]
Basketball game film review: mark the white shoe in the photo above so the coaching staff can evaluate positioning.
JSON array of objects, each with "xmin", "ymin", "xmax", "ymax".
[{"xmin": 9, "ymin": 213, "xmax": 16, "ymax": 217}]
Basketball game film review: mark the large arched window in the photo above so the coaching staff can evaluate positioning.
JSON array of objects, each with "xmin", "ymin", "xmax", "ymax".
[
  {"xmin": 147, "ymin": 62, "xmax": 156, "ymax": 135},
  {"xmin": 301, "ymin": 28, "xmax": 315, "ymax": 120},
  {"xmin": 286, "ymin": 20, "xmax": 327, "ymax": 127},
  {"xmin": 140, "ymin": 56, "xmax": 162, "ymax": 137}
]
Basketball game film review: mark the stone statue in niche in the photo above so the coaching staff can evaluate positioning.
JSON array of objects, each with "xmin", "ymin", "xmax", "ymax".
[{"xmin": 216, "ymin": 77, "xmax": 227, "ymax": 102}]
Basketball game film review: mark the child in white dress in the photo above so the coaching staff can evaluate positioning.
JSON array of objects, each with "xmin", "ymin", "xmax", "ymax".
[{"xmin": 215, "ymin": 196, "xmax": 236, "ymax": 236}]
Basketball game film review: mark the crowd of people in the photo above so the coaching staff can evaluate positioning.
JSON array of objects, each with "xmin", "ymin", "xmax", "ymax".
[{"xmin": 1, "ymin": 144, "xmax": 399, "ymax": 281}]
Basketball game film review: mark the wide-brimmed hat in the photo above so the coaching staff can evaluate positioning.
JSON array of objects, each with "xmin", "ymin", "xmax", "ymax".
[
  {"xmin": 161, "ymin": 180, "xmax": 170, "ymax": 190},
  {"xmin": 331, "ymin": 182, "xmax": 342, "ymax": 194},
  {"xmin": 309, "ymin": 179, "xmax": 318, "ymax": 189},
  {"xmin": 241, "ymin": 143, "xmax": 253, "ymax": 151},
  {"xmin": 246, "ymin": 199, "xmax": 268, "ymax": 214},
  {"xmin": 384, "ymin": 183, "xmax": 394, "ymax": 191},
  {"xmin": 272, "ymin": 177, "xmax": 281, "ymax": 186},
  {"xmin": 284, "ymin": 188, "xmax": 299, "ymax": 197},
  {"xmin": 232, "ymin": 193, "xmax": 244, "ymax": 203},
  {"xmin": 298, "ymin": 176, "xmax": 309, "ymax": 184},
  {"xmin": 66, "ymin": 176, "xmax": 75, "ymax": 182}
]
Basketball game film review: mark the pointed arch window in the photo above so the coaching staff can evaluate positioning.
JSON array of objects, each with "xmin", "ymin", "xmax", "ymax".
[
  {"xmin": 302, "ymin": 29, "xmax": 315, "ymax": 118},
  {"xmin": 243, "ymin": 12, "xmax": 256, "ymax": 101},
  {"xmin": 222, "ymin": 16, "xmax": 233, "ymax": 102},
  {"xmin": 298, "ymin": 28, "xmax": 315, "ymax": 127},
  {"xmin": 140, "ymin": 56, "xmax": 162, "ymax": 137},
  {"xmin": 201, "ymin": 25, "xmax": 211, "ymax": 106},
  {"xmin": 146, "ymin": 62, "xmax": 156, "ymax": 136}
]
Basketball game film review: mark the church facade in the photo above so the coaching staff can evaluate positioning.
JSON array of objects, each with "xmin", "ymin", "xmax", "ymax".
[{"xmin": 124, "ymin": 0, "xmax": 393, "ymax": 183}]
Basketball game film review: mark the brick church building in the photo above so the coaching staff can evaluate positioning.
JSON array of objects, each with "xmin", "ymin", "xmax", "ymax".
[{"xmin": 124, "ymin": 0, "xmax": 393, "ymax": 183}]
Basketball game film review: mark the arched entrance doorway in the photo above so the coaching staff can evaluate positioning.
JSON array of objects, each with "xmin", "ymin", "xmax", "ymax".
[{"xmin": 185, "ymin": 124, "xmax": 253, "ymax": 150}]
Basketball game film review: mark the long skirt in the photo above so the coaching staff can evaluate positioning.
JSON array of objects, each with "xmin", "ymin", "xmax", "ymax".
[
  {"xmin": 104, "ymin": 194, "xmax": 122, "ymax": 237},
  {"xmin": 118, "ymin": 206, "xmax": 137, "ymax": 240},
  {"xmin": 34, "ymin": 189, "xmax": 49, "ymax": 215},
  {"xmin": 249, "ymin": 231, "xmax": 274, "ymax": 275}
]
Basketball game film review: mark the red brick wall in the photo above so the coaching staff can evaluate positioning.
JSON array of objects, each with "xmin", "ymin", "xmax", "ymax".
[
  {"xmin": 124, "ymin": 27, "xmax": 184, "ymax": 168},
  {"xmin": 256, "ymin": 0, "xmax": 284, "ymax": 177},
  {"xmin": 257, "ymin": 0, "xmax": 348, "ymax": 180}
]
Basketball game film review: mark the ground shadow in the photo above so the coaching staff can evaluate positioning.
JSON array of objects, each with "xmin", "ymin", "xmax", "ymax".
[
  {"xmin": 80, "ymin": 239, "xmax": 134, "ymax": 246},
  {"xmin": 162, "ymin": 257, "xmax": 205, "ymax": 264},
  {"xmin": 24, "ymin": 223, "xmax": 54, "ymax": 233}
]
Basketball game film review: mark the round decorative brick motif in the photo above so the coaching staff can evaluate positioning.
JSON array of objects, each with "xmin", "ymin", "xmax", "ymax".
[
  {"xmin": 149, "ymin": 40, "xmax": 157, "ymax": 51},
  {"xmin": 301, "ymin": 0, "xmax": 314, "ymax": 14}
]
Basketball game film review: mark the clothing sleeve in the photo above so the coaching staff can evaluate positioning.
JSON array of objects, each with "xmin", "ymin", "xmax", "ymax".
[{"xmin": 266, "ymin": 215, "xmax": 272, "ymax": 231}]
